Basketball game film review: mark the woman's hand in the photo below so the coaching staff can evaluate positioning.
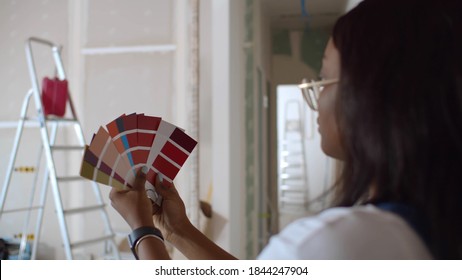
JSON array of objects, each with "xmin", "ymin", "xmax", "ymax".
[
  {"xmin": 151, "ymin": 175, "xmax": 237, "ymax": 259},
  {"xmin": 109, "ymin": 168, "xmax": 154, "ymax": 230},
  {"xmin": 109, "ymin": 168, "xmax": 192, "ymax": 240},
  {"xmin": 110, "ymin": 170, "xmax": 235, "ymax": 259},
  {"xmin": 151, "ymin": 174, "xmax": 192, "ymax": 243}
]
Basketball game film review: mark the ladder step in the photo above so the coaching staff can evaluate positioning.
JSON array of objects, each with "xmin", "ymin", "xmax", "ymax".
[
  {"xmin": 282, "ymin": 166, "xmax": 305, "ymax": 172},
  {"xmin": 57, "ymin": 176, "xmax": 84, "ymax": 182},
  {"xmin": 23, "ymin": 117, "xmax": 78, "ymax": 123},
  {"xmin": 63, "ymin": 205, "xmax": 105, "ymax": 215},
  {"xmin": 281, "ymin": 174, "xmax": 304, "ymax": 180},
  {"xmin": 281, "ymin": 163, "xmax": 303, "ymax": 168},
  {"xmin": 281, "ymin": 140, "xmax": 305, "ymax": 145},
  {"xmin": 45, "ymin": 117, "xmax": 78, "ymax": 123},
  {"xmin": 281, "ymin": 153, "xmax": 305, "ymax": 159},
  {"xmin": 51, "ymin": 145, "xmax": 85, "ymax": 151},
  {"xmin": 280, "ymin": 184, "xmax": 307, "ymax": 191},
  {"xmin": 1, "ymin": 205, "xmax": 44, "ymax": 214},
  {"xmin": 279, "ymin": 197, "xmax": 309, "ymax": 204},
  {"xmin": 71, "ymin": 235, "xmax": 115, "ymax": 249}
]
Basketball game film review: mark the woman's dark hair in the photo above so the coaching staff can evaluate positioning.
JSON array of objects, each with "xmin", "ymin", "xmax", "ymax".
[{"xmin": 332, "ymin": 0, "xmax": 462, "ymax": 259}]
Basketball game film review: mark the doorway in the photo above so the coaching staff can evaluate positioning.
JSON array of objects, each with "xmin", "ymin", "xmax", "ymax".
[{"xmin": 276, "ymin": 85, "xmax": 334, "ymax": 229}]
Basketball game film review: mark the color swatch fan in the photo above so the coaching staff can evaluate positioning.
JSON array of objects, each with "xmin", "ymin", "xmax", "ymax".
[{"xmin": 80, "ymin": 113, "xmax": 197, "ymax": 204}]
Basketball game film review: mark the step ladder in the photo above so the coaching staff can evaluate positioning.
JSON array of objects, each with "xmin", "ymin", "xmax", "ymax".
[
  {"xmin": 278, "ymin": 100, "xmax": 310, "ymax": 215},
  {"xmin": 0, "ymin": 37, "xmax": 120, "ymax": 260}
]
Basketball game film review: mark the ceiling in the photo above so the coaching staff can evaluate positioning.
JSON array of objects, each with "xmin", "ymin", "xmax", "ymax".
[{"xmin": 263, "ymin": 0, "xmax": 362, "ymax": 30}]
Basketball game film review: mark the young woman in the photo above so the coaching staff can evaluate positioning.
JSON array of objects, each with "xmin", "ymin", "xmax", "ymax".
[{"xmin": 110, "ymin": 0, "xmax": 462, "ymax": 259}]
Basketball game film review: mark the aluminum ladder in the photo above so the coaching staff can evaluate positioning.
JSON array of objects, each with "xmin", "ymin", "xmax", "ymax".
[
  {"xmin": 0, "ymin": 37, "xmax": 120, "ymax": 260},
  {"xmin": 279, "ymin": 100, "xmax": 310, "ymax": 215}
]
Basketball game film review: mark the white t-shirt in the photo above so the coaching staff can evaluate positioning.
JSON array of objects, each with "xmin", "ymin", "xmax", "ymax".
[{"xmin": 257, "ymin": 205, "xmax": 432, "ymax": 259}]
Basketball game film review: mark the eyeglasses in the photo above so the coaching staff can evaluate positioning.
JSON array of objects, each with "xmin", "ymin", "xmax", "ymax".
[{"xmin": 298, "ymin": 78, "xmax": 339, "ymax": 111}]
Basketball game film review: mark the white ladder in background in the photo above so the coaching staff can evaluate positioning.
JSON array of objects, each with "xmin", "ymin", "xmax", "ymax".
[
  {"xmin": 0, "ymin": 37, "xmax": 120, "ymax": 260},
  {"xmin": 279, "ymin": 100, "xmax": 309, "ymax": 214},
  {"xmin": 279, "ymin": 100, "xmax": 310, "ymax": 215}
]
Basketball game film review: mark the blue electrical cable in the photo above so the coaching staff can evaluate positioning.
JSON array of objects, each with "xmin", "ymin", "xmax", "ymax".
[{"xmin": 301, "ymin": 0, "xmax": 309, "ymax": 17}]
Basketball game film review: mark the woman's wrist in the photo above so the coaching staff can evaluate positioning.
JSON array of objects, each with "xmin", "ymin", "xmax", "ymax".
[
  {"xmin": 128, "ymin": 226, "xmax": 165, "ymax": 260},
  {"xmin": 129, "ymin": 217, "xmax": 155, "ymax": 230},
  {"xmin": 164, "ymin": 219, "xmax": 237, "ymax": 260},
  {"xmin": 167, "ymin": 219, "xmax": 196, "ymax": 245}
]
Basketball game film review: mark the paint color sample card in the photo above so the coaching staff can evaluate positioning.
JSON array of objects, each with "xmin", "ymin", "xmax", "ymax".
[
  {"xmin": 80, "ymin": 113, "xmax": 197, "ymax": 199},
  {"xmin": 146, "ymin": 120, "xmax": 197, "ymax": 187}
]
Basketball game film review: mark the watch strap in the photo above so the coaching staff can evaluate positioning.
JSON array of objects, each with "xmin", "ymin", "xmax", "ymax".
[{"xmin": 128, "ymin": 226, "xmax": 164, "ymax": 259}]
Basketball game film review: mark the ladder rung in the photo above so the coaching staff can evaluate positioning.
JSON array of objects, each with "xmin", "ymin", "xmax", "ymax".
[
  {"xmin": 51, "ymin": 145, "xmax": 85, "ymax": 151},
  {"xmin": 64, "ymin": 205, "xmax": 105, "ymax": 215},
  {"xmin": 279, "ymin": 201, "xmax": 308, "ymax": 206},
  {"xmin": 57, "ymin": 176, "xmax": 84, "ymax": 182},
  {"xmin": 71, "ymin": 235, "xmax": 115, "ymax": 249},
  {"xmin": 282, "ymin": 165, "xmax": 305, "ymax": 171},
  {"xmin": 281, "ymin": 174, "xmax": 304, "ymax": 180},
  {"xmin": 281, "ymin": 152, "xmax": 304, "ymax": 158},
  {"xmin": 281, "ymin": 140, "xmax": 304, "ymax": 144},
  {"xmin": 45, "ymin": 117, "xmax": 78, "ymax": 123},
  {"xmin": 280, "ymin": 182, "xmax": 308, "ymax": 189},
  {"xmin": 281, "ymin": 174, "xmax": 304, "ymax": 178},
  {"xmin": 23, "ymin": 117, "xmax": 78, "ymax": 123},
  {"xmin": 282, "ymin": 167, "xmax": 303, "ymax": 172},
  {"xmin": 280, "ymin": 184, "xmax": 307, "ymax": 190},
  {"xmin": 280, "ymin": 196, "xmax": 308, "ymax": 202},
  {"xmin": 19, "ymin": 117, "xmax": 79, "ymax": 128},
  {"xmin": 1, "ymin": 205, "xmax": 44, "ymax": 214}
]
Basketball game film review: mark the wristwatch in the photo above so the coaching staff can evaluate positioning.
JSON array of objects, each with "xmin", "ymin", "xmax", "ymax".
[{"xmin": 128, "ymin": 226, "xmax": 164, "ymax": 259}]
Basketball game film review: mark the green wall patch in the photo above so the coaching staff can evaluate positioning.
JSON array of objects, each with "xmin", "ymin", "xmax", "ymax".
[{"xmin": 272, "ymin": 29, "xmax": 292, "ymax": 56}]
